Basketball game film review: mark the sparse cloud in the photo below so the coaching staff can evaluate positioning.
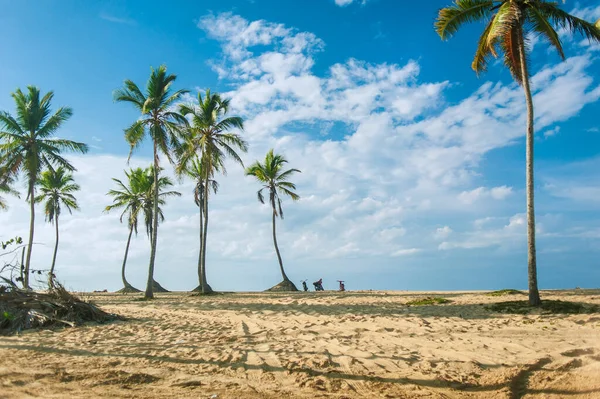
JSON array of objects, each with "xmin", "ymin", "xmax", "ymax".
[
  {"xmin": 99, "ymin": 12, "xmax": 136, "ymax": 26},
  {"xmin": 333, "ymin": 0, "xmax": 370, "ymax": 7}
]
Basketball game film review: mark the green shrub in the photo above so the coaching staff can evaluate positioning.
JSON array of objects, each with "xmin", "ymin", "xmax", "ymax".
[{"xmin": 406, "ymin": 297, "xmax": 451, "ymax": 306}]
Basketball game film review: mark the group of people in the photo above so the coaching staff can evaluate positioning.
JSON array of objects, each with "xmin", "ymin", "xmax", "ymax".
[{"xmin": 301, "ymin": 279, "xmax": 345, "ymax": 292}]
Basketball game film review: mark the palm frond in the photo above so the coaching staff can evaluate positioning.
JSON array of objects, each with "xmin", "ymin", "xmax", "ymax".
[
  {"xmin": 526, "ymin": 6, "xmax": 564, "ymax": 59},
  {"xmin": 537, "ymin": 2, "xmax": 600, "ymax": 43},
  {"xmin": 436, "ymin": 0, "xmax": 495, "ymax": 40}
]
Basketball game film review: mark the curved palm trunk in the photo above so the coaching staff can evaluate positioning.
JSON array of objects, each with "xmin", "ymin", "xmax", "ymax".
[
  {"xmin": 517, "ymin": 25, "xmax": 541, "ymax": 306},
  {"xmin": 24, "ymin": 180, "xmax": 35, "ymax": 290},
  {"xmin": 200, "ymin": 176, "xmax": 213, "ymax": 294},
  {"xmin": 145, "ymin": 144, "xmax": 160, "ymax": 299},
  {"xmin": 48, "ymin": 214, "xmax": 59, "ymax": 288},
  {"xmin": 120, "ymin": 224, "xmax": 138, "ymax": 291},
  {"xmin": 272, "ymin": 207, "xmax": 290, "ymax": 282}
]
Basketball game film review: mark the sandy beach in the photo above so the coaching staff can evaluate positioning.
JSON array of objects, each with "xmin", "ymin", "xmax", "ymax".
[{"xmin": 1, "ymin": 290, "xmax": 600, "ymax": 398}]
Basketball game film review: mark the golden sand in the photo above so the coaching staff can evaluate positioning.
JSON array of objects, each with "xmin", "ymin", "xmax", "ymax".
[{"xmin": 1, "ymin": 290, "xmax": 600, "ymax": 398}]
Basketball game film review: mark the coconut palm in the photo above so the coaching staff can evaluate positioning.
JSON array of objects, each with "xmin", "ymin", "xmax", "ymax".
[
  {"xmin": 34, "ymin": 166, "xmax": 80, "ymax": 287},
  {"xmin": 105, "ymin": 166, "xmax": 180, "ymax": 293},
  {"xmin": 176, "ymin": 90, "xmax": 247, "ymax": 294},
  {"xmin": 178, "ymin": 157, "xmax": 219, "ymax": 292},
  {"xmin": 246, "ymin": 149, "xmax": 300, "ymax": 291},
  {"xmin": 436, "ymin": 0, "xmax": 600, "ymax": 306},
  {"xmin": 114, "ymin": 65, "xmax": 188, "ymax": 299},
  {"xmin": 0, "ymin": 86, "xmax": 88, "ymax": 289}
]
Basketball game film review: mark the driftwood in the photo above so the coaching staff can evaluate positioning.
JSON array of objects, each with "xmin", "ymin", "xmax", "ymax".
[{"xmin": 0, "ymin": 277, "xmax": 121, "ymax": 336}]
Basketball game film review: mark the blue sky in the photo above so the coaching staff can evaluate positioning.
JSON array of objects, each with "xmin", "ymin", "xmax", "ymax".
[{"xmin": 1, "ymin": 0, "xmax": 600, "ymax": 292}]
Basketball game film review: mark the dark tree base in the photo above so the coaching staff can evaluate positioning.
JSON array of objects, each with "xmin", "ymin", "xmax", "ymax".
[
  {"xmin": 152, "ymin": 280, "xmax": 169, "ymax": 293},
  {"xmin": 116, "ymin": 285, "xmax": 142, "ymax": 294},
  {"xmin": 191, "ymin": 283, "xmax": 213, "ymax": 293},
  {"xmin": 266, "ymin": 280, "xmax": 299, "ymax": 292}
]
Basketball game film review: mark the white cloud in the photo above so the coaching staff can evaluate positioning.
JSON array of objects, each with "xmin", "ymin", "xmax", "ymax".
[
  {"xmin": 542, "ymin": 126, "xmax": 560, "ymax": 138},
  {"xmin": 391, "ymin": 248, "xmax": 421, "ymax": 257},
  {"xmin": 333, "ymin": 0, "xmax": 369, "ymax": 6},
  {"xmin": 99, "ymin": 13, "xmax": 136, "ymax": 26},
  {"xmin": 458, "ymin": 186, "xmax": 513, "ymax": 204},
  {"xmin": 433, "ymin": 226, "xmax": 452, "ymax": 240}
]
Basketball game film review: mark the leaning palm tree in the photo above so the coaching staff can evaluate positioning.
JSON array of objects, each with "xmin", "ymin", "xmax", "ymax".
[
  {"xmin": 178, "ymin": 157, "xmax": 219, "ymax": 292},
  {"xmin": 176, "ymin": 90, "xmax": 248, "ymax": 294},
  {"xmin": 0, "ymin": 86, "xmax": 88, "ymax": 289},
  {"xmin": 34, "ymin": 166, "xmax": 80, "ymax": 287},
  {"xmin": 246, "ymin": 149, "xmax": 300, "ymax": 291},
  {"xmin": 436, "ymin": 1, "xmax": 600, "ymax": 306},
  {"xmin": 114, "ymin": 65, "xmax": 188, "ymax": 299},
  {"xmin": 105, "ymin": 165, "xmax": 180, "ymax": 293}
]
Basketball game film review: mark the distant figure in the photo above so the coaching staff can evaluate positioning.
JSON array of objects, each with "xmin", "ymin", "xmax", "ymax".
[
  {"xmin": 338, "ymin": 280, "xmax": 345, "ymax": 292},
  {"xmin": 313, "ymin": 278, "xmax": 324, "ymax": 291},
  {"xmin": 301, "ymin": 280, "xmax": 309, "ymax": 292}
]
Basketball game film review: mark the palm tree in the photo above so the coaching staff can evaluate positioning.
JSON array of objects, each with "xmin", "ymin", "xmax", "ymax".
[
  {"xmin": 105, "ymin": 165, "xmax": 181, "ymax": 293},
  {"xmin": 114, "ymin": 65, "xmax": 188, "ymax": 299},
  {"xmin": 436, "ymin": 1, "xmax": 600, "ymax": 306},
  {"xmin": 0, "ymin": 86, "xmax": 88, "ymax": 289},
  {"xmin": 178, "ymin": 157, "xmax": 219, "ymax": 292},
  {"xmin": 246, "ymin": 149, "xmax": 300, "ymax": 291},
  {"xmin": 177, "ymin": 90, "xmax": 247, "ymax": 294},
  {"xmin": 34, "ymin": 166, "xmax": 80, "ymax": 287}
]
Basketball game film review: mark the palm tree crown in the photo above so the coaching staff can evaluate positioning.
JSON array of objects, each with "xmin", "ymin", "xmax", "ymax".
[
  {"xmin": 113, "ymin": 66, "xmax": 189, "ymax": 162},
  {"xmin": 176, "ymin": 89, "xmax": 247, "ymax": 173},
  {"xmin": 106, "ymin": 166, "xmax": 180, "ymax": 238},
  {"xmin": 246, "ymin": 149, "xmax": 300, "ymax": 218},
  {"xmin": 435, "ymin": 0, "xmax": 600, "ymax": 83},
  {"xmin": 0, "ymin": 87, "xmax": 88, "ymax": 188},
  {"xmin": 34, "ymin": 166, "xmax": 80, "ymax": 222},
  {"xmin": 181, "ymin": 156, "xmax": 220, "ymax": 209}
]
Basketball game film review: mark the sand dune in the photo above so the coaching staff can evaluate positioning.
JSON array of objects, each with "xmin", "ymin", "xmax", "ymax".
[{"xmin": 1, "ymin": 290, "xmax": 600, "ymax": 398}]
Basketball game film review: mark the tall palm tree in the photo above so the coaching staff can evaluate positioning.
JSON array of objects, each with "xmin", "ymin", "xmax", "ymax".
[
  {"xmin": 34, "ymin": 166, "xmax": 80, "ymax": 287},
  {"xmin": 177, "ymin": 90, "xmax": 247, "ymax": 294},
  {"xmin": 105, "ymin": 165, "xmax": 181, "ymax": 293},
  {"xmin": 436, "ymin": 1, "xmax": 600, "ymax": 306},
  {"xmin": 114, "ymin": 65, "xmax": 188, "ymax": 299},
  {"xmin": 246, "ymin": 149, "xmax": 300, "ymax": 291},
  {"xmin": 0, "ymin": 86, "xmax": 88, "ymax": 289},
  {"xmin": 178, "ymin": 157, "xmax": 219, "ymax": 292}
]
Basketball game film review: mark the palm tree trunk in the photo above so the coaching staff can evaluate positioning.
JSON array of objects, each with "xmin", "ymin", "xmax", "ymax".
[
  {"xmin": 272, "ymin": 206, "xmax": 289, "ymax": 282},
  {"xmin": 48, "ymin": 214, "xmax": 59, "ymax": 288},
  {"xmin": 197, "ymin": 202, "xmax": 203, "ymax": 288},
  {"xmin": 200, "ymin": 175, "xmax": 212, "ymax": 294},
  {"xmin": 24, "ymin": 180, "xmax": 35, "ymax": 290},
  {"xmin": 145, "ymin": 144, "xmax": 160, "ymax": 299},
  {"xmin": 517, "ymin": 24, "xmax": 541, "ymax": 306},
  {"xmin": 121, "ymin": 224, "xmax": 135, "ymax": 289},
  {"xmin": 20, "ymin": 246, "xmax": 25, "ymax": 284}
]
